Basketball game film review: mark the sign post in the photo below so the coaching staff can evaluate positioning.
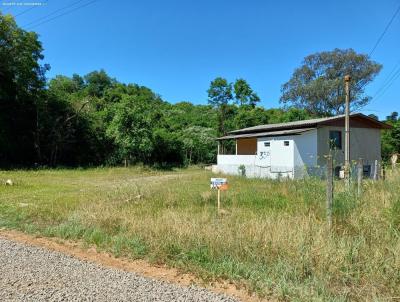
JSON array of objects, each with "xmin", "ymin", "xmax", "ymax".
[{"xmin": 210, "ymin": 178, "xmax": 228, "ymax": 213}]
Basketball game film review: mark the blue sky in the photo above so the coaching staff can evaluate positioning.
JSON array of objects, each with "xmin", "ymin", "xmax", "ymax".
[{"xmin": 2, "ymin": 0, "xmax": 400, "ymax": 119}]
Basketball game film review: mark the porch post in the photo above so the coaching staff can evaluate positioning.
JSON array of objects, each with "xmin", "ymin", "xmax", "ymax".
[{"xmin": 235, "ymin": 139, "xmax": 238, "ymax": 155}]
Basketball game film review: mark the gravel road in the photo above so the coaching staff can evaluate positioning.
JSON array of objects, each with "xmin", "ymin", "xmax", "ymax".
[{"xmin": 0, "ymin": 237, "xmax": 239, "ymax": 302}]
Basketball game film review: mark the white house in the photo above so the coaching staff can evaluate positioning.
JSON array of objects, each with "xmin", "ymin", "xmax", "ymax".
[{"xmin": 215, "ymin": 113, "xmax": 391, "ymax": 179}]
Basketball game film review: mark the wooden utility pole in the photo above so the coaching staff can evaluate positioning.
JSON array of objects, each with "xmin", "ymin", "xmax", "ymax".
[
  {"xmin": 326, "ymin": 155, "xmax": 333, "ymax": 227},
  {"xmin": 344, "ymin": 75, "xmax": 351, "ymax": 189}
]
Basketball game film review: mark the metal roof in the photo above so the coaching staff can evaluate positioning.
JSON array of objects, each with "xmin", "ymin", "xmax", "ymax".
[
  {"xmin": 228, "ymin": 113, "xmax": 390, "ymax": 135},
  {"xmin": 216, "ymin": 128, "xmax": 316, "ymax": 140}
]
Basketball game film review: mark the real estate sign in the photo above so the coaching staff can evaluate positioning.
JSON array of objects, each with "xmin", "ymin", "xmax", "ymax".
[{"xmin": 210, "ymin": 178, "xmax": 228, "ymax": 191}]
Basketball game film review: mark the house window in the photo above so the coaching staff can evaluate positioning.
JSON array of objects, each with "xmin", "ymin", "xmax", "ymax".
[
  {"xmin": 284, "ymin": 141, "xmax": 289, "ymax": 146},
  {"xmin": 329, "ymin": 131, "xmax": 342, "ymax": 150},
  {"xmin": 264, "ymin": 142, "xmax": 270, "ymax": 147},
  {"xmin": 363, "ymin": 165, "xmax": 371, "ymax": 177}
]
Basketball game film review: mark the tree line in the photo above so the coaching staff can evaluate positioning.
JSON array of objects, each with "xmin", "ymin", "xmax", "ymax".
[{"xmin": 0, "ymin": 12, "xmax": 398, "ymax": 168}]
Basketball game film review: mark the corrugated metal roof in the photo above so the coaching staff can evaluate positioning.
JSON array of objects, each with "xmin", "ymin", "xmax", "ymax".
[
  {"xmin": 216, "ymin": 128, "xmax": 316, "ymax": 140},
  {"xmin": 228, "ymin": 113, "xmax": 390, "ymax": 135}
]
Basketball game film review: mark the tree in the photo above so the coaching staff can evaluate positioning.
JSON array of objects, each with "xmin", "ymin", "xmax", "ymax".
[
  {"xmin": 368, "ymin": 114, "xmax": 379, "ymax": 121},
  {"xmin": 386, "ymin": 112, "xmax": 398, "ymax": 122},
  {"xmin": 106, "ymin": 90, "xmax": 163, "ymax": 165},
  {"xmin": 84, "ymin": 70, "xmax": 115, "ymax": 98},
  {"xmin": 233, "ymin": 78, "xmax": 260, "ymax": 107},
  {"xmin": 0, "ymin": 13, "xmax": 49, "ymax": 165},
  {"xmin": 207, "ymin": 77, "xmax": 233, "ymax": 136},
  {"xmin": 382, "ymin": 121, "xmax": 400, "ymax": 161},
  {"xmin": 280, "ymin": 49, "xmax": 382, "ymax": 116},
  {"xmin": 233, "ymin": 107, "xmax": 269, "ymax": 129},
  {"xmin": 381, "ymin": 112, "xmax": 400, "ymax": 161},
  {"xmin": 180, "ymin": 126, "xmax": 217, "ymax": 164}
]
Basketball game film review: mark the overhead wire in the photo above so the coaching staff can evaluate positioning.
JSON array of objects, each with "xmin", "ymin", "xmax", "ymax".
[
  {"xmin": 369, "ymin": 3, "xmax": 400, "ymax": 57},
  {"xmin": 358, "ymin": 3, "xmax": 400, "ymax": 106},
  {"xmin": 23, "ymin": 0, "xmax": 87, "ymax": 27},
  {"xmin": 26, "ymin": 0, "xmax": 98, "ymax": 30}
]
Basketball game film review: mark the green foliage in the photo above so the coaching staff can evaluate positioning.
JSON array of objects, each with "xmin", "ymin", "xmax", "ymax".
[
  {"xmin": 281, "ymin": 48, "xmax": 382, "ymax": 116},
  {"xmin": 381, "ymin": 113, "xmax": 400, "ymax": 161},
  {"xmin": 84, "ymin": 69, "xmax": 116, "ymax": 97},
  {"xmin": 106, "ymin": 93, "xmax": 161, "ymax": 163},
  {"xmin": 233, "ymin": 78, "xmax": 260, "ymax": 107},
  {"xmin": 207, "ymin": 77, "xmax": 233, "ymax": 136},
  {"xmin": 2, "ymin": 14, "xmax": 390, "ymax": 168},
  {"xmin": 0, "ymin": 13, "xmax": 49, "ymax": 166}
]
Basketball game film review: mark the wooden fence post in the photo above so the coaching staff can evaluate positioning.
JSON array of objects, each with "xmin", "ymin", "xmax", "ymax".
[
  {"xmin": 357, "ymin": 158, "xmax": 363, "ymax": 198},
  {"xmin": 382, "ymin": 163, "xmax": 386, "ymax": 181},
  {"xmin": 217, "ymin": 188, "xmax": 221, "ymax": 213},
  {"xmin": 326, "ymin": 155, "xmax": 333, "ymax": 227},
  {"xmin": 374, "ymin": 160, "xmax": 379, "ymax": 180}
]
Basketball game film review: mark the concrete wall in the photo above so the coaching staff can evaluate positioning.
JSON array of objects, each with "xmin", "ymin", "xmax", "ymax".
[{"xmin": 216, "ymin": 154, "xmax": 279, "ymax": 178}]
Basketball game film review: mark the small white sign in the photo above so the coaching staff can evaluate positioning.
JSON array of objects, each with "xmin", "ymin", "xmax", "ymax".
[{"xmin": 210, "ymin": 178, "xmax": 228, "ymax": 190}]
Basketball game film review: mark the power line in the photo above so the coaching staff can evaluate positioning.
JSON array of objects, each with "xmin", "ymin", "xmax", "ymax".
[
  {"xmin": 6, "ymin": 0, "xmax": 48, "ymax": 17},
  {"xmin": 359, "ymin": 4, "xmax": 400, "ymax": 106},
  {"xmin": 372, "ymin": 60, "xmax": 400, "ymax": 97},
  {"xmin": 373, "ymin": 67, "xmax": 400, "ymax": 102},
  {"xmin": 1, "ymin": 6, "xmax": 12, "ymax": 13},
  {"xmin": 14, "ymin": 6, "xmax": 36, "ymax": 17},
  {"xmin": 369, "ymin": 3, "xmax": 400, "ymax": 56},
  {"xmin": 25, "ymin": 0, "xmax": 98, "ymax": 30},
  {"xmin": 23, "ymin": 0, "xmax": 87, "ymax": 27}
]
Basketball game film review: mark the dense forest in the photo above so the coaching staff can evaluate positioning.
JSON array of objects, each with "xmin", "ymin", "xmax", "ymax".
[{"xmin": 1, "ymin": 13, "xmax": 399, "ymax": 168}]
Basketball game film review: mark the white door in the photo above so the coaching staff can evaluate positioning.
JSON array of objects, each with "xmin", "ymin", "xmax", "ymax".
[
  {"xmin": 270, "ymin": 139, "xmax": 294, "ymax": 174},
  {"xmin": 256, "ymin": 140, "xmax": 271, "ymax": 167}
]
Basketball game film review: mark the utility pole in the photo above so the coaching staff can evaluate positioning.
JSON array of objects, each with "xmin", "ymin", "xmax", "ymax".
[{"xmin": 344, "ymin": 75, "xmax": 351, "ymax": 189}]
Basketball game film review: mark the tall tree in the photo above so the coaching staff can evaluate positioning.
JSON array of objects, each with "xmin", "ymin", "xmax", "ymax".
[
  {"xmin": 233, "ymin": 78, "xmax": 260, "ymax": 107},
  {"xmin": 0, "ymin": 13, "xmax": 49, "ymax": 165},
  {"xmin": 84, "ymin": 70, "xmax": 115, "ymax": 98},
  {"xmin": 386, "ymin": 112, "xmax": 399, "ymax": 122},
  {"xmin": 106, "ymin": 90, "xmax": 163, "ymax": 165},
  {"xmin": 207, "ymin": 77, "xmax": 233, "ymax": 136},
  {"xmin": 280, "ymin": 49, "xmax": 382, "ymax": 116}
]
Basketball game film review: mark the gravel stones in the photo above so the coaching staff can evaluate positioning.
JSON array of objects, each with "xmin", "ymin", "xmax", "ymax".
[{"xmin": 0, "ymin": 237, "xmax": 239, "ymax": 302}]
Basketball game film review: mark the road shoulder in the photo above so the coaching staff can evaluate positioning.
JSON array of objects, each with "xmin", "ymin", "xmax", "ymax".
[{"xmin": 0, "ymin": 229, "xmax": 264, "ymax": 302}]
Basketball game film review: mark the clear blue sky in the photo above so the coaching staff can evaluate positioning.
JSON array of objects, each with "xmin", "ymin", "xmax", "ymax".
[{"xmin": 2, "ymin": 0, "xmax": 400, "ymax": 119}]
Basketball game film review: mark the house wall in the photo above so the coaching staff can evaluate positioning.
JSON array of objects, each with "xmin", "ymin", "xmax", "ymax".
[
  {"xmin": 237, "ymin": 138, "xmax": 257, "ymax": 155},
  {"xmin": 292, "ymin": 129, "xmax": 318, "ymax": 177},
  {"xmin": 317, "ymin": 126, "xmax": 381, "ymax": 165}
]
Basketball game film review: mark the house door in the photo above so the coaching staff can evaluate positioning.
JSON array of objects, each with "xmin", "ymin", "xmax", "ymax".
[
  {"xmin": 257, "ymin": 140, "xmax": 271, "ymax": 167},
  {"xmin": 270, "ymin": 139, "xmax": 294, "ymax": 174}
]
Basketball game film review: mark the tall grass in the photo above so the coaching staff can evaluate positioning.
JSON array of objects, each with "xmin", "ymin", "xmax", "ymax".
[{"xmin": 0, "ymin": 167, "xmax": 399, "ymax": 301}]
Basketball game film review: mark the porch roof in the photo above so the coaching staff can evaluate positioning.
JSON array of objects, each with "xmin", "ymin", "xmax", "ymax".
[{"xmin": 216, "ymin": 128, "xmax": 316, "ymax": 140}]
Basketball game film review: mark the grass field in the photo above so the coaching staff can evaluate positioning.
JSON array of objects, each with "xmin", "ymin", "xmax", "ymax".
[{"xmin": 0, "ymin": 166, "xmax": 399, "ymax": 301}]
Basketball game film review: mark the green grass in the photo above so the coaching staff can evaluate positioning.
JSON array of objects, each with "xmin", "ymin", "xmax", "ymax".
[{"xmin": 0, "ymin": 166, "xmax": 399, "ymax": 301}]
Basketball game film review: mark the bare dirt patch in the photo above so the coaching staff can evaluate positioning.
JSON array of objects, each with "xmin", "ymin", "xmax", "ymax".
[{"xmin": 0, "ymin": 229, "xmax": 265, "ymax": 302}]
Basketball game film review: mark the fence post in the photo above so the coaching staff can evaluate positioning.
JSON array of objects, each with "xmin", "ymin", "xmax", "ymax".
[
  {"xmin": 326, "ymin": 155, "xmax": 333, "ymax": 227},
  {"xmin": 357, "ymin": 158, "xmax": 363, "ymax": 198},
  {"xmin": 217, "ymin": 188, "xmax": 221, "ymax": 213},
  {"xmin": 382, "ymin": 163, "xmax": 386, "ymax": 181},
  {"xmin": 374, "ymin": 160, "xmax": 379, "ymax": 180}
]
